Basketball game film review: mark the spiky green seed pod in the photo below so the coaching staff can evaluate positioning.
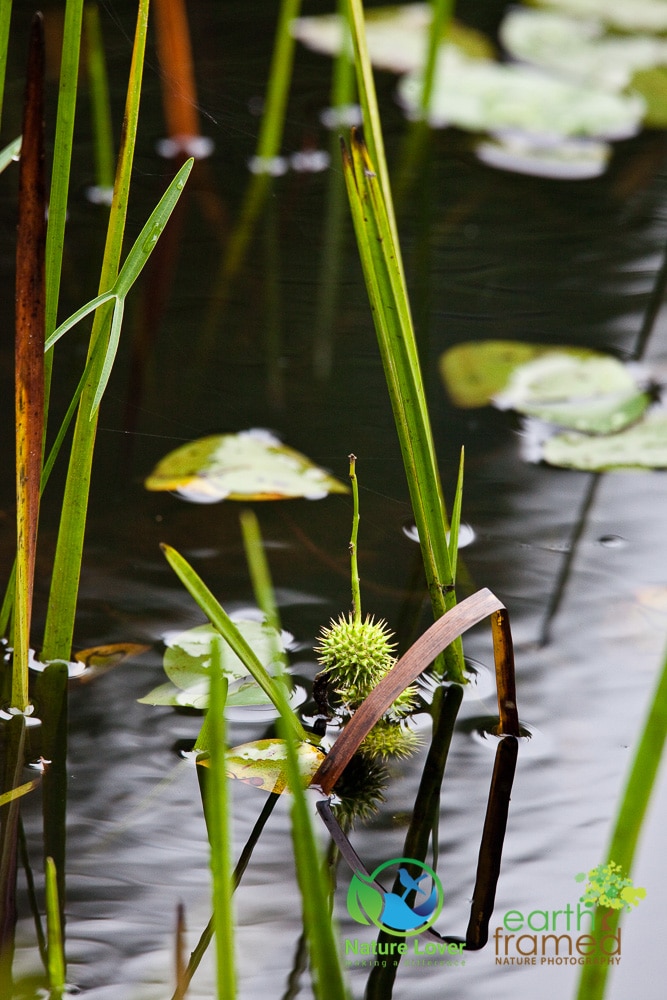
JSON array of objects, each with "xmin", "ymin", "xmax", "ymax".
[
  {"xmin": 332, "ymin": 753, "xmax": 389, "ymax": 828},
  {"xmin": 315, "ymin": 613, "xmax": 396, "ymax": 690},
  {"xmin": 360, "ymin": 720, "xmax": 423, "ymax": 761}
]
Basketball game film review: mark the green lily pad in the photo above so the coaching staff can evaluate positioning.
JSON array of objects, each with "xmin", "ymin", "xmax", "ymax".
[
  {"xmin": 138, "ymin": 621, "xmax": 286, "ymax": 709},
  {"xmin": 439, "ymin": 340, "xmax": 602, "ymax": 408},
  {"xmin": 502, "ymin": 10, "xmax": 667, "ymax": 93},
  {"xmin": 495, "ymin": 353, "xmax": 650, "ymax": 433},
  {"xmin": 476, "ymin": 134, "xmax": 610, "ymax": 180},
  {"xmin": 397, "ymin": 47, "xmax": 645, "ymax": 138},
  {"xmin": 145, "ymin": 429, "xmax": 348, "ymax": 502},
  {"xmin": 530, "ymin": 0, "xmax": 667, "ymax": 34},
  {"xmin": 542, "ymin": 410, "xmax": 667, "ymax": 469},
  {"xmin": 631, "ymin": 65, "xmax": 667, "ymax": 127},
  {"xmin": 199, "ymin": 738, "xmax": 325, "ymax": 794},
  {"xmin": 291, "ymin": 4, "xmax": 494, "ymax": 75}
]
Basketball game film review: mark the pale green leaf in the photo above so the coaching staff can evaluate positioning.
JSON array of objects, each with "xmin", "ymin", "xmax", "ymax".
[
  {"xmin": 291, "ymin": 4, "xmax": 493, "ymax": 75},
  {"xmin": 502, "ymin": 10, "xmax": 667, "ymax": 93},
  {"xmin": 439, "ymin": 340, "xmax": 603, "ymax": 408},
  {"xmin": 530, "ymin": 0, "xmax": 667, "ymax": 34},
  {"xmin": 495, "ymin": 353, "xmax": 649, "ymax": 433},
  {"xmin": 145, "ymin": 429, "xmax": 348, "ymax": 502},
  {"xmin": 397, "ymin": 47, "xmax": 645, "ymax": 138},
  {"xmin": 542, "ymin": 410, "xmax": 667, "ymax": 470},
  {"xmin": 200, "ymin": 738, "xmax": 325, "ymax": 794}
]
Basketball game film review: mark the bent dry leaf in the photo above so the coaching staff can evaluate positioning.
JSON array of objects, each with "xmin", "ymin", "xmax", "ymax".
[
  {"xmin": 144, "ymin": 428, "xmax": 348, "ymax": 502},
  {"xmin": 199, "ymin": 738, "xmax": 325, "ymax": 794}
]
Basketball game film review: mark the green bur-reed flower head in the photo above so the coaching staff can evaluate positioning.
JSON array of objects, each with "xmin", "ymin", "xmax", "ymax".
[
  {"xmin": 315, "ymin": 613, "xmax": 396, "ymax": 690},
  {"xmin": 360, "ymin": 719, "xmax": 422, "ymax": 761}
]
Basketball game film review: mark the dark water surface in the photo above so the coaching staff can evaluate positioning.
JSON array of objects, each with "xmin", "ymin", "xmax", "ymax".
[{"xmin": 3, "ymin": 1, "xmax": 667, "ymax": 997}]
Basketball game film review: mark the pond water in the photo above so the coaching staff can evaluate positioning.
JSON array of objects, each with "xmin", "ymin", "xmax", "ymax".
[{"xmin": 3, "ymin": 1, "xmax": 667, "ymax": 998}]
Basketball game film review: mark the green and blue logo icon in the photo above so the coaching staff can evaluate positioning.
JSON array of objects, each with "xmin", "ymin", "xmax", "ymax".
[{"xmin": 347, "ymin": 857, "xmax": 444, "ymax": 936}]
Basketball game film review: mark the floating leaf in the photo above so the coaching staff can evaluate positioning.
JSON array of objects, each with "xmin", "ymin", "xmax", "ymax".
[
  {"xmin": 631, "ymin": 65, "xmax": 667, "ymax": 127},
  {"xmin": 145, "ymin": 429, "xmax": 348, "ymax": 502},
  {"xmin": 502, "ymin": 10, "xmax": 667, "ymax": 93},
  {"xmin": 397, "ymin": 47, "xmax": 645, "ymax": 139},
  {"xmin": 476, "ymin": 133, "xmax": 610, "ymax": 180},
  {"xmin": 291, "ymin": 4, "xmax": 493, "ymax": 75},
  {"xmin": 74, "ymin": 642, "xmax": 150, "ymax": 682},
  {"xmin": 439, "ymin": 340, "xmax": 602, "ymax": 408},
  {"xmin": 138, "ymin": 621, "xmax": 287, "ymax": 709},
  {"xmin": 531, "ymin": 0, "xmax": 667, "ymax": 34},
  {"xmin": 495, "ymin": 353, "xmax": 650, "ymax": 433},
  {"xmin": 199, "ymin": 738, "xmax": 326, "ymax": 794},
  {"xmin": 494, "ymin": 353, "xmax": 649, "ymax": 432},
  {"xmin": 542, "ymin": 409, "xmax": 667, "ymax": 470}
]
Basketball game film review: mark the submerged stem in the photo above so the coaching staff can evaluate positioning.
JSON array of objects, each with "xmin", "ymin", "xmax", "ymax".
[{"xmin": 348, "ymin": 454, "xmax": 361, "ymax": 624}]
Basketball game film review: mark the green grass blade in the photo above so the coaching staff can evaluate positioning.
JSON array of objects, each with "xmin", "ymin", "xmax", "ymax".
[
  {"xmin": 255, "ymin": 0, "xmax": 302, "ymax": 163},
  {"xmin": 44, "ymin": 291, "xmax": 116, "ymax": 351},
  {"xmin": 420, "ymin": 0, "xmax": 454, "ymax": 117},
  {"xmin": 160, "ymin": 544, "xmax": 306, "ymax": 741},
  {"xmin": 0, "ymin": 778, "xmax": 40, "ymax": 808},
  {"xmin": 239, "ymin": 508, "xmax": 281, "ymax": 632},
  {"xmin": 576, "ymin": 644, "xmax": 667, "ymax": 1000},
  {"xmin": 45, "ymin": 856, "xmax": 66, "ymax": 995},
  {"xmin": 0, "ymin": 0, "xmax": 11, "ymax": 130},
  {"xmin": 84, "ymin": 3, "xmax": 115, "ymax": 193},
  {"xmin": 0, "ymin": 136, "xmax": 21, "ymax": 173},
  {"xmin": 205, "ymin": 643, "xmax": 236, "ymax": 1000},
  {"xmin": 43, "ymin": 0, "xmax": 84, "ymax": 338},
  {"xmin": 447, "ymin": 447, "xmax": 464, "ymax": 581},
  {"xmin": 41, "ymin": 0, "xmax": 150, "ymax": 662},
  {"xmin": 342, "ymin": 134, "xmax": 464, "ymax": 679}
]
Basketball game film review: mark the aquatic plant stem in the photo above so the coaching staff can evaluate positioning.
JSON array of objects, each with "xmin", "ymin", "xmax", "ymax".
[
  {"xmin": 575, "ymin": 642, "xmax": 667, "ymax": 1000},
  {"xmin": 41, "ymin": 0, "xmax": 150, "ymax": 662},
  {"xmin": 206, "ymin": 644, "xmax": 236, "ymax": 1000},
  {"xmin": 43, "ymin": 0, "xmax": 85, "ymax": 409},
  {"xmin": 420, "ymin": 0, "xmax": 454, "ymax": 117},
  {"xmin": 13, "ymin": 13, "xmax": 46, "ymax": 711},
  {"xmin": 84, "ymin": 3, "xmax": 115, "ymax": 192},
  {"xmin": 45, "ymin": 857, "xmax": 66, "ymax": 995},
  {"xmin": 341, "ymin": 131, "xmax": 464, "ymax": 681},
  {"xmin": 348, "ymin": 455, "xmax": 361, "ymax": 624}
]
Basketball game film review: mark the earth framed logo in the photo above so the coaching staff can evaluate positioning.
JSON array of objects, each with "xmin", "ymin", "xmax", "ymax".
[{"xmin": 347, "ymin": 857, "xmax": 444, "ymax": 936}]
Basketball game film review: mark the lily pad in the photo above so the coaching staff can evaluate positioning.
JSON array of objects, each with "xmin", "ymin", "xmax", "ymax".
[
  {"xmin": 494, "ymin": 353, "xmax": 650, "ymax": 433},
  {"xmin": 74, "ymin": 642, "xmax": 150, "ymax": 683},
  {"xmin": 291, "ymin": 4, "xmax": 493, "ymax": 75},
  {"xmin": 476, "ymin": 133, "xmax": 610, "ymax": 180},
  {"xmin": 199, "ymin": 738, "xmax": 325, "ymax": 794},
  {"xmin": 138, "ymin": 621, "xmax": 287, "ymax": 709},
  {"xmin": 531, "ymin": 0, "xmax": 667, "ymax": 34},
  {"xmin": 439, "ymin": 340, "xmax": 603, "ymax": 408},
  {"xmin": 542, "ymin": 409, "xmax": 667, "ymax": 469},
  {"xmin": 502, "ymin": 10, "xmax": 667, "ymax": 93},
  {"xmin": 397, "ymin": 47, "xmax": 645, "ymax": 139},
  {"xmin": 145, "ymin": 428, "xmax": 348, "ymax": 502},
  {"xmin": 631, "ymin": 65, "xmax": 667, "ymax": 127}
]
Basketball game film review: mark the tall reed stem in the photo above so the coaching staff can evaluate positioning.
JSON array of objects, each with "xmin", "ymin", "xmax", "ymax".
[{"xmin": 41, "ymin": 0, "xmax": 150, "ymax": 662}]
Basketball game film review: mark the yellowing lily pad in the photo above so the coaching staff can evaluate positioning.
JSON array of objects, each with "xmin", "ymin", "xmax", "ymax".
[
  {"xmin": 138, "ymin": 621, "xmax": 286, "ymax": 710},
  {"xmin": 74, "ymin": 642, "xmax": 150, "ymax": 683},
  {"xmin": 198, "ymin": 738, "xmax": 325, "ymax": 794},
  {"xmin": 494, "ymin": 353, "xmax": 650, "ymax": 434},
  {"xmin": 542, "ymin": 409, "xmax": 667, "ymax": 470},
  {"xmin": 145, "ymin": 429, "xmax": 348, "ymax": 502},
  {"xmin": 439, "ymin": 340, "xmax": 602, "ymax": 407}
]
